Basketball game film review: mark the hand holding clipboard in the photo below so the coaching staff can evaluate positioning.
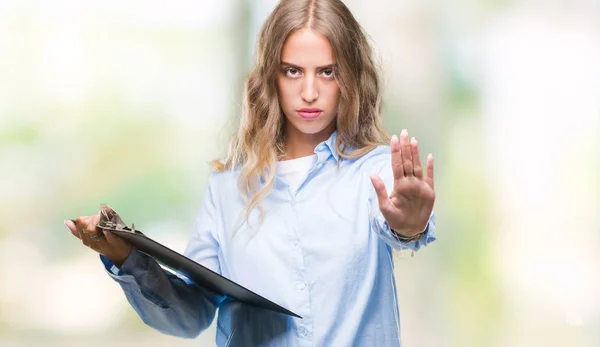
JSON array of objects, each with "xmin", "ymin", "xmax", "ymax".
[{"xmin": 66, "ymin": 204, "xmax": 300, "ymax": 318}]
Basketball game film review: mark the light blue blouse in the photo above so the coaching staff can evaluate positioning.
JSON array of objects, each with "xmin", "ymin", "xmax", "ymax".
[{"xmin": 102, "ymin": 131, "xmax": 436, "ymax": 346}]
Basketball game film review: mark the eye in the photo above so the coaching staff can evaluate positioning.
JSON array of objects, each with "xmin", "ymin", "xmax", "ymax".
[
  {"xmin": 320, "ymin": 68, "xmax": 334, "ymax": 78},
  {"xmin": 284, "ymin": 68, "xmax": 301, "ymax": 78}
]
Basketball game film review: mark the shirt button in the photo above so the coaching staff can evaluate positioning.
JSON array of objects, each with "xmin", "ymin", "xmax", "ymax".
[
  {"xmin": 297, "ymin": 282, "xmax": 306, "ymax": 290},
  {"xmin": 317, "ymin": 163, "xmax": 323, "ymax": 168},
  {"xmin": 300, "ymin": 327, "xmax": 307, "ymax": 336}
]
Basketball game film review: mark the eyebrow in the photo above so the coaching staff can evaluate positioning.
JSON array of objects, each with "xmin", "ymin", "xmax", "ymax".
[{"xmin": 280, "ymin": 61, "xmax": 336, "ymax": 70}]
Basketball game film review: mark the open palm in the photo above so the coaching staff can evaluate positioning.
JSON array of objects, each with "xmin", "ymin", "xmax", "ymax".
[{"xmin": 370, "ymin": 129, "xmax": 435, "ymax": 237}]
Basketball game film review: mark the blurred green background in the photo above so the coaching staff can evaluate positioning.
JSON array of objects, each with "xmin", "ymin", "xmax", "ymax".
[{"xmin": 0, "ymin": 0, "xmax": 598, "ymax": 346}]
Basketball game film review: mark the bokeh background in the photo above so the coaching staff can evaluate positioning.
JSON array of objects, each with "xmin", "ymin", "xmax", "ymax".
[{"xmin": 1, "ymin": 0, "xmax": 598, "ymax": 346}]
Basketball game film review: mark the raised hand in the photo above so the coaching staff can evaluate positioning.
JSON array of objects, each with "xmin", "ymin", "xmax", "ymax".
[{"xmin": 370, "ymin": 129, "xmax": 435, "ymax": 238}]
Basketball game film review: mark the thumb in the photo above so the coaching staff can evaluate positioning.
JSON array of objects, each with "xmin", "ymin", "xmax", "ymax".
[
  {"xmin": 369, "ymin": 174, "xmax": 392, "ymax": 213},
  {"xmin": 64, "ymin": 219, "xmax": 79, "ymax": 238}
]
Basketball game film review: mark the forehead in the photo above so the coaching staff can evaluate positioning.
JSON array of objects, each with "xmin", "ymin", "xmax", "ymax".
[{"xmin": 280, "ymin": 28, "xmax": 335, "ymax": 66}]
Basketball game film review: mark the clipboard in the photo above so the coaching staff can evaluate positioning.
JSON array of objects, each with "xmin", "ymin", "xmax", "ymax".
[{"xmin": 77, "ymin": 204, "xmax": 301, "ymax": 319}]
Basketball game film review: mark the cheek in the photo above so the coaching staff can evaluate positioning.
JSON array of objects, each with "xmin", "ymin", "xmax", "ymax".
[
  {"xmin": 325, "ymin": 84, "xmax": 340, "ymax": 109},
  {"xmin": 277, "ymin": 80, "xmax": 296, "ymax": 108}
]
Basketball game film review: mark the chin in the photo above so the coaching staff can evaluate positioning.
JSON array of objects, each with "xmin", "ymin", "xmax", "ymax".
[
  {"xmin": 296, "ymin": 126, "xmax": 328, "ymax": 135},
  {"xmin": 287, "ymin": 114, "xmax": 336, "ymax": 135},
  {"xmin": 291, "ymin": 120, "xmax": 334, "ymax": 135}
]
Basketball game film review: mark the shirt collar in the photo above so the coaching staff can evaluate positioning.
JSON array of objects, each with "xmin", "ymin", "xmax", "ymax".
[
  {"xmin": 258, "ymin": 131, "xmax": 344, "ymax": 186},
  {"xmin": 314, "ymin": 130, "xmax": 340, "ymax": 162}
]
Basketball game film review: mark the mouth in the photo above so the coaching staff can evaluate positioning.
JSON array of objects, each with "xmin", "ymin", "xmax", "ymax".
[{"xmin": 297, "ymin": 108, "xmax": 323, "ymax": 119}]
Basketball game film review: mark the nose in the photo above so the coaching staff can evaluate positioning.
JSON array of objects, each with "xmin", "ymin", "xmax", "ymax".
[{"xmin": 301, "ymin": 75, "xmax": 319, "ymax": 103}]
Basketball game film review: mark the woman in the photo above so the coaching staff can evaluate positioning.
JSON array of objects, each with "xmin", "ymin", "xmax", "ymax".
[{"xmin": 65, "ymin": 0, "xmax": 436, "ymax": 345}]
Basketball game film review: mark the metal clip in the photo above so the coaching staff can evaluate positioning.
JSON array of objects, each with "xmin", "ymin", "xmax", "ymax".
[{"xmin": 97, "ymin": 204, "xmax": 135, "ymax": 233}]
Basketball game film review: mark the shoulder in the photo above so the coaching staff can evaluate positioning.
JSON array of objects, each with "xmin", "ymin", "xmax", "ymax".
[
  {"xmin": 200, "ymin": 167, "xmax": 242, "ymax": 204},
  {"xmin": 361, "ymin": 144, "xmax": 392, "ymax": 162},
  {"xmin": 345, "ymin": 144, "xmax": 391, "ymax": 174},
  {"xmin": 206, "ymin": 167, "xmax": 240, "ymax": 190}
]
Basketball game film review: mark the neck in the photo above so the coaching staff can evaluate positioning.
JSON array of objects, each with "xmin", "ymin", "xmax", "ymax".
[{"xmin": 281, "ymin": 123, "xmax": 335, "ymax": 161}]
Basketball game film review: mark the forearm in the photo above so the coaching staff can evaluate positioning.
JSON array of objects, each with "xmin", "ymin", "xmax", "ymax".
[{"xmin": 103, "ymin": 248, "xmax": 222, "ymax": 338}]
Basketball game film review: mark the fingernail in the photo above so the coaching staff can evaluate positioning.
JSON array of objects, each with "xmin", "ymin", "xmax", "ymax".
[
  {"xmin": 411, "ymin": 137, "xmax": 417, "ymax": 143},
  {"xmin": 391, "ymin": 135, "xmax": 398, "ymax": 141},
  {"xmin": 401, "ymin": 129, "xmax": 407, "ymax": 135}
]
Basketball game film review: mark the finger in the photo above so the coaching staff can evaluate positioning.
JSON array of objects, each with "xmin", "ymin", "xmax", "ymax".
[
  {"xmin": 369, "ymin": 174, "xmax": 393, "ymax": 214},
  {"xmin": 103, "ymin": 228, "xmax": 127, "ymax": 248},
  {"xmin": 424, "ymin": 153, "xmax": 434, "ymax": 189},
  {"xmin": 75, "ymin": 215, "xmax": 109, "ymax": 251},
  {"xmin": 390, "ymin": 135, "xmax": 404, "ymax": 179},
  {"xmin": 64, "ymin": 219, "xmax": 80, "ymax": 239},
  {"xmin": 400, "ymin": 129, "xmax": 413, "ymax": 177},
  {"xmin": 87, "ymin": 212, "xmax": 103, "ymax": 243},
  {"xmin": 90, "ymin": 231, "xmax": 112, "ymax": 253},
  {"xmin": 103, "ymin": 228, "xmax": 119, "ymax": 243},
  {"xmin": 78, "ymin": 215, "xmax": 102, "ymax": 247},
  {"xmin": 411, "ymin": 137, "xmax": 423, "ymax": 179},
  {"xmin": 82, "ymin": 213, "xmax": 111, "ymax": 253},
  {"xmin": 72, "ymin": 216, "xmax": 91, "ymax": 246}
]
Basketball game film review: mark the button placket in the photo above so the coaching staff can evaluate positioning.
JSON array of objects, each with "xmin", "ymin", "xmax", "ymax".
[
  {"xmin": 298, "ymin": 325, "xmax": 313, "ymax": 340},
  {"xmin": 289, "ymin": 194, "xmax": 312, "ymax": 324}
]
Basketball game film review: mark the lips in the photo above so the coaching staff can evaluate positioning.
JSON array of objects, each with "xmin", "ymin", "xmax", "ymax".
[{"xmin": 297, "ymin": 108, "xmax": 323, "ymax": 119}]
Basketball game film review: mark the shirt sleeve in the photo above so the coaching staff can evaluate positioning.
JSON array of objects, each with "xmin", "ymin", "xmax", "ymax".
[
  {"xmin": 99, "ymin": 172, "xmax": 225, "ymax": 338},
  {"xmin": 371, "ymin": 209, "xmax": 437, "ymax": 252},
  {"xmin": 367, "ymin": 148, "xmax": 437, "ymax": 251}
]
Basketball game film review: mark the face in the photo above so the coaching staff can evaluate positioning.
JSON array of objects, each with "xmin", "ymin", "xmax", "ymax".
[{"xmin": 277, "ymin": 28, "xmax": 340, "ymax": 141}]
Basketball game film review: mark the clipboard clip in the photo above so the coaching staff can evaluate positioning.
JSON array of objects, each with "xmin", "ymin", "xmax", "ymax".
[{"xmin": 95, "ymin": 204, "xmax": 143, "ymax": 235}]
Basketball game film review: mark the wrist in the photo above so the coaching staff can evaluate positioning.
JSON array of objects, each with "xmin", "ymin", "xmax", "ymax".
[
  {"xmin": 107, "ymin": 247, "xmax": 132, "ymax": 268},
  {"xmin": 390, "ymin": 224, "xmax": 427, "ymax": 241}
]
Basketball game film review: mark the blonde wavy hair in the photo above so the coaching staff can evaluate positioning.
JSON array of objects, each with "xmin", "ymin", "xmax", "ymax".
[{"xmin": 211, "ymin": 0, "xmax": 390, "ymax": 220}]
